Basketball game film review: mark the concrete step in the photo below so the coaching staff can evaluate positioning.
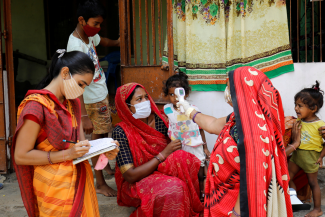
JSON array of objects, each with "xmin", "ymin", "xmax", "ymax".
[
  {"xmin": 0, "ymin": 180, "xmax": 134, "ymax": 217},
  {"xmin": 4, "ymin": 161, "xmax": 325, "ymax": 216},
  {"xmin": 3, "ymin": 181, "xmax": 325, "ymax": 217}
]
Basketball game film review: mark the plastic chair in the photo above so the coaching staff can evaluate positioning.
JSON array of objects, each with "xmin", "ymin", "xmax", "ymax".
[{"xmin": 99, "ymin": 51, "xmax": 121, "ymax": 90}]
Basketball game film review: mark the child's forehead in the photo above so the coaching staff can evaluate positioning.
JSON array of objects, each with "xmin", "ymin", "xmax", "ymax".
[
  {"xmin": 169, "ymin": 83, "xmax": 182, "ymax": 89},
  {"xmin": 295, "ymin": 98, "xmax": 303, "ymax": 103},
  {"xmin": 168, "ymin": 87, "xmax": 177, "ymax": 92},
  {"xmin": 295, "ymin": 98, "xmax": 308, "ymax": 105}
]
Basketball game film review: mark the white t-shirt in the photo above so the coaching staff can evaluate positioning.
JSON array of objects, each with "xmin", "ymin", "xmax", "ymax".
[
  {"xmin": 67, "ymin": 34, "xmax": 108, "ymax": 104},
  {"xmin": 164, "ymin": 103, "xmax": 203, "ymax": 147}
]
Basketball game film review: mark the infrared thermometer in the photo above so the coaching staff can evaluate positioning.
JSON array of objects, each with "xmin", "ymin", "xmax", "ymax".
[{"xmin": 175, "ymin": 87, "xmax": 185, "ymax": 113}]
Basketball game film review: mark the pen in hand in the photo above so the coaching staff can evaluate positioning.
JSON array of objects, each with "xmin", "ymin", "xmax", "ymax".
[
  {"xmin": 63, "ymin": 140, "xmax": 91, "ymax": 148},
  {"xmin": 63, "ymin": 140, "xmax": 77, "ymax": 144}
]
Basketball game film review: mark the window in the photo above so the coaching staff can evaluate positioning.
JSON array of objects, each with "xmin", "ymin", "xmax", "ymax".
[{"xmin": 287, "ymin": 0, "xmax": 324, "ymax": 62}]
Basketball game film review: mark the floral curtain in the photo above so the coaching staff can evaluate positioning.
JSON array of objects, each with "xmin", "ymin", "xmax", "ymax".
[{"xmin": 163, "ymin": 0, "xmax": 294, "ymax": 91}]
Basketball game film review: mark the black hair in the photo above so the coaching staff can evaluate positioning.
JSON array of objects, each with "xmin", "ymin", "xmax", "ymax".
[
  {"xmin": 126, "ymin": 85, "xmax": 141, "ymax": 106},
  {"xmin": 37, "ymin": 51, "xmax": 95, "ymax": 89},
  {"xmin": 294, "ymin": 80, "xmax": 324, "ymax": 113},
  {"xmin": 77, "ymin": 0, "xmax": 106, "ymax": 22},
  {"xmin": 162, "ymin": 72, "xmax": 191, "ymax": 97}
]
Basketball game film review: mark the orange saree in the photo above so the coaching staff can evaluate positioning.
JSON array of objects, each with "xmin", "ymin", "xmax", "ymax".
[{"xmin": 11, "ymin": 90, "xmax": 99, "ymax": 217}]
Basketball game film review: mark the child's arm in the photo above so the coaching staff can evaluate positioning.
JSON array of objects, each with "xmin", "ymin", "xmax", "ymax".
[
  {"xmin": 78, "ymin": 95, "xmax": 94, "ymax": 135},
  {"xmin": 316, "ymin": 143, "xmax": 325, "ymax": 167},
  {"xmin": 99, "ymin": 36, "xmax": 120, "ymax": 47},
  {"xmin": 200, "ymin": 129, "xmax": 210, "ymax": 160}
]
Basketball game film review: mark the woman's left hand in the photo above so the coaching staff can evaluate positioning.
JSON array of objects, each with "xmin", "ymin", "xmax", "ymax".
[{"xmin": 104, "ymin": 140, "xmax": 120, "ymax": 160}]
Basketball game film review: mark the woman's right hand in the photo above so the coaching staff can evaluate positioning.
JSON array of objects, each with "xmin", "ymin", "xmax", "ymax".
[
  {"xmin": 176, "ymin": 100, "xmax": 195, "ymax": 118},
  {"xmin": 292, "ymin": 121, "xmax": 302, "ymax": 149},
  {"xmin": 161, "ymin": 139, "xmax": 182, "ymax": 159},
  {"xmin": 67, "ymin": 140, "xmax": 91, "ymax": 160}
]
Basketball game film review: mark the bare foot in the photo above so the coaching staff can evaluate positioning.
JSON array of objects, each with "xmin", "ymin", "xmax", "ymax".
[
  {"xmin": 104, "ymin": 165, "xmax": 115, "ymax": 175},
  {"xmin": 305, "ymin": 209, "xmax": 323, "ymax": 217},
  {"xmin": 96, "ymin": 183, "xmax": 117, "ymax": 197}
]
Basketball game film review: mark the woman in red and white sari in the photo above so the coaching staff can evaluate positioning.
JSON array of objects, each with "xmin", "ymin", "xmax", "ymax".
[{"xmin": 178, "ymin": 66, "xmax": 293, "ymax": 217}]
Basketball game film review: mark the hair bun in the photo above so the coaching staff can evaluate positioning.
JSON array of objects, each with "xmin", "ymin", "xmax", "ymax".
[
  {"xmin": 178, "ymin": 71, "xmax": 188, "ymax": 79},
  {"xmin": 312, "ymin": 80, "xmax": 321, "ymax": 92}
]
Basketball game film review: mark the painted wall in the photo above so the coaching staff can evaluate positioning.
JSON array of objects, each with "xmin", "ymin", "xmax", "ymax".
[
  {"xmin": 9, "ymin": 0, "xmax": 48, "ymax": 85},
  {"xmin": 188, "ymin": 63, "xmax": 325, "ymax": 151}
]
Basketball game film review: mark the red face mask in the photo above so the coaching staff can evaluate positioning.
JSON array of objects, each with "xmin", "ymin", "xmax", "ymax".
[{"xmin": 83, "ymin": 24, "xmax": 101, "ymax": 37}]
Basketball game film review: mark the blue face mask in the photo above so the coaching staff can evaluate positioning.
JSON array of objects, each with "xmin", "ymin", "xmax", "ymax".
[{"xmin": 128, "ymin": 100, "xmax": 151, "ymax": 119}]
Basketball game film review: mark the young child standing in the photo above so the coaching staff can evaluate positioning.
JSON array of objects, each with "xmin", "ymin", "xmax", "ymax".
[
  {"xmin": 67, "ymin": 0, "xmax": 119, "ymax": 197},
  {"xmin": 289, "ymin": 81, "xmax": 325, "ymax": 217},
  {"xmin": 163, "ymin": 72, "xmax": 210, "ymax": 200}
]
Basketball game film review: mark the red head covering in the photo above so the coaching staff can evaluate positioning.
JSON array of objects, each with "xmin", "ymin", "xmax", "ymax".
[
  {"xmin": 115, "ymin": 83, "xmax": 169, "ymax": 167},
  {"xmin": 205, "ymin": 67, "xmax": 292, "ymax": 217},
  {"xmin": 230, "ymin": 66, "xmax": 292, "ymax": 217},
  {"xmin": 115, "ymin": 83, "xmax": 204, "ymax": 216}
]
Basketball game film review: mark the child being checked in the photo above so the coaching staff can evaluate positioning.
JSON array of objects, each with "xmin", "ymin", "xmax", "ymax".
[
  {"xmin": 163, "ymin": 72, "xmax": 210, "ymax": 201},
  {"xmin": 289, "ymin": 81, "xmax": 325, "ymax": 217}
]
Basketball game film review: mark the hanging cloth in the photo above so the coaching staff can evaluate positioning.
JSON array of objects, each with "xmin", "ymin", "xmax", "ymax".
[{"xmin": 163, "ymin": 0, "xmax": 294, "ymax": 91}]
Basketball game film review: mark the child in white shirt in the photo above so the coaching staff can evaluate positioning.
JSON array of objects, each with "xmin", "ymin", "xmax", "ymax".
[{"xmin": 163, "ymin": 72, "xmax": 210, "ymax": 200}]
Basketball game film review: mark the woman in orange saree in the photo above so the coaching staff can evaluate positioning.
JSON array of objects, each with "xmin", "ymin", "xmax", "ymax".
[{"xmin": 12, "ymin": 50, "xmax": 119, "ymax": 217}]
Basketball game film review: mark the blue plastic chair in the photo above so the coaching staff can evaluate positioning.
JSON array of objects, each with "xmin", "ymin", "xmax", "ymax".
[{"xmin": 99, "ymin": 51, "xmax": 121, "ymax": 90}]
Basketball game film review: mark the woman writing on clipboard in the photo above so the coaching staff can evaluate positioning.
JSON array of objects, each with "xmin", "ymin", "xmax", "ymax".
[{"xmin": 11, "ymin": 50, "xmax": 119, "ymax": 217}]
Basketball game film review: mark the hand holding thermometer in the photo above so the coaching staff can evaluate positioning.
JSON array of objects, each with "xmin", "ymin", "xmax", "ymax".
[{"xmin": 175, "ymin": 87, "xmax": 186, "ymax": 113}]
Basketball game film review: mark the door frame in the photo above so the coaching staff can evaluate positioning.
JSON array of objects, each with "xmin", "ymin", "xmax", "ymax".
[
  {"xmin": 0, "ymin": 0, "xmax": 16, "ymax": 174},
  {"xmin": 118, "ymin": 0, "xmax": 175, "ymax": 102}
]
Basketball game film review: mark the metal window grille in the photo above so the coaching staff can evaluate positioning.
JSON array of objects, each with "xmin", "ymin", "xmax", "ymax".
[{"xmin": 288, "ymin": 0, "xmax": 324, "ymax": 62}]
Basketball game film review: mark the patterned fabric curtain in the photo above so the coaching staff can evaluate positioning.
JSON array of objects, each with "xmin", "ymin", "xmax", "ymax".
[{"xmin": 163, "ymin": 0, "xmax": 294, "ymax": 91}]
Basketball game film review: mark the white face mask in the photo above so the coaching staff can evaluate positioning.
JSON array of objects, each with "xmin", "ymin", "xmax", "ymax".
[
  {"xmin": 129, "ymin": 100, "xmax": 151, "ymax": 119},
  {"xmin": 224, "ymin": 85, "xmax": 232, "ymax": 104},
  {"xmin": 63, "ymin": 72, "xmax": 85, "ymax": 99}
]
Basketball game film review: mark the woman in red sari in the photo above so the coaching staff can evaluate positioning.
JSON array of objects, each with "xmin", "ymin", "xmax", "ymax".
[
  {"xmin": 112, "ymin": 83, "xmax": 203, "ymax": 216},
  {"xmin": 177, "ymin": 66, "xmax": 293, "ymax": 217},
  {"xmin": 12, "ymin": 50, "xmax": 119, "ymax": 217}
]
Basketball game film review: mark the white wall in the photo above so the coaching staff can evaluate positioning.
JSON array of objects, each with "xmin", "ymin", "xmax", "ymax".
[{"xmin": 188, "ymin": 63, "xmax": 325, "ymax": 151}]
